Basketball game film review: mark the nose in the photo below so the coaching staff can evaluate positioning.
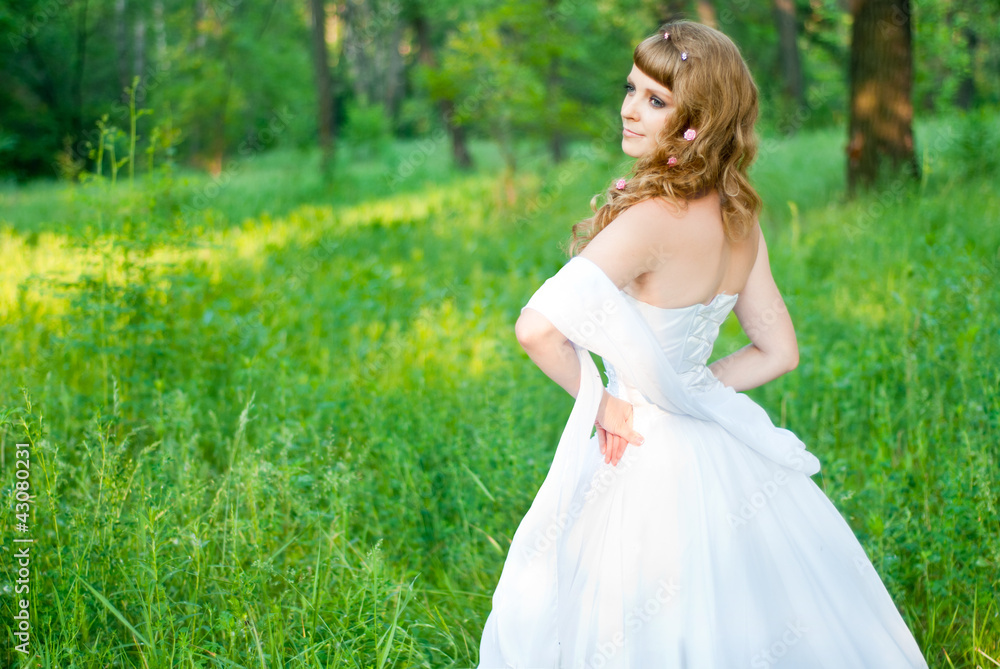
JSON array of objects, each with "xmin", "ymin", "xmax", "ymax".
[{"xmin": 621, "ymin": 95, "xmax": 638, "ymax": 121}]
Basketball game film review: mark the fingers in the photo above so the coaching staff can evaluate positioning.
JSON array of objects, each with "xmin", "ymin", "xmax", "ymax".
[
  {"xmin": 613, "ymin": 434, "xmax": 626, "ymax": 466},
  {"xmin": 606, "ymin": 433, "xmax": 626, "ymax": 466},
  {"xmin": 605, "ymin": 432, "xmax": 619, "ymax": 464},
  {"xmin": 596, "ymin": 423, "xmax": 607, "ymax": 455},
  {"xmin": 604, "ymin": 430, "xmax": 644, "ymax": 466}
]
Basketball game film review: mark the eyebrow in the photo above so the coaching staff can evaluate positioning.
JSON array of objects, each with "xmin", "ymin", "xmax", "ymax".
[{"xmin": 626, "ymin": 76, "xmax": 671, "ymax": 100}]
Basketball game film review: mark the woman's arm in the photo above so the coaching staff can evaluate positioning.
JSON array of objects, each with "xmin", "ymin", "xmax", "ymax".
[
  {"xmin": 516, "ymin": 312, "xmax": 640, "ymax": 465},
  {"xmin": 514, "ymin": 198, "xmax": 670, "ymax": 394},
  {"xmin": 515, "ymin": 199, "xmax": 671, "ymax": 465},
  {"xmin": 513, "ymin": 312, "xmax": 582, "ymax": 398},
  {"xmin": 709, "ymin": 227, "xmax": 799, "ymax": 391}
]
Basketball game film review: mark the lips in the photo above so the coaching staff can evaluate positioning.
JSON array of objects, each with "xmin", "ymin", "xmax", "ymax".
[{"xmin": 623, "ymin": 127, "xmax": 643, "ymax": 137}]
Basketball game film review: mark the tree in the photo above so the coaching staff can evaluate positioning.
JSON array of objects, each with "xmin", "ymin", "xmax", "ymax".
[
  {"xmin": 340, "ymin": 0, "xmax": 406, "ymax": 121},
  {"xmin": 434, "ymin": 0, "xmax": 629, "ymax": 173},
  {"xmin": 310, "ymin": 0, "xmax": 336, "ymax": 173},
  {"xmin": 647, "ymin": 0, "xmax": 691, "ymax": 25},
  {"xmin": 696, "ymin": 0, "xmax": 717, "ymax": 28},
  {"xmin": 773, "ymin": 0, "xmax": 804, "ymax": 110},
  {"xmin": 912, "ymin": 1, "xmax": 1000, "ymax": 113},
  {"xmin": 411, "ymin": 3, "xmax": 474, "ymax": 170},
  {"xmin": 846, "ymin": 0, "xmax": 919, "ymax": 194}
]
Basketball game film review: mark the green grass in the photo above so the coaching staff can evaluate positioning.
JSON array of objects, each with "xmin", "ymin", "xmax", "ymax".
[{"xmin": 0, "ymin": 116, "xmax": 998, "ymax": 668}]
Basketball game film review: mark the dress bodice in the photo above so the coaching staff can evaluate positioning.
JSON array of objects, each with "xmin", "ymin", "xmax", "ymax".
[
  {"xmin": 604, "ymin": 291, "xmax": 738, "ymax": 405},
  {"xmin": 520, "ymin": 254, "xmax": 821, "ymax": 475}
]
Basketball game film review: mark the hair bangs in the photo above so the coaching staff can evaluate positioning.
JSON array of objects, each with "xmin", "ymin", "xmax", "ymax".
[{"xmin": 633, "ymin": 33, "xmax": 681, "ymax": 92}]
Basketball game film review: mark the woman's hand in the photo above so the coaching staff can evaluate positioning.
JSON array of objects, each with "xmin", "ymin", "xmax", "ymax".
[{"xmin": 595, "ymin": 390, "xmax": 644, "ymax": 466}]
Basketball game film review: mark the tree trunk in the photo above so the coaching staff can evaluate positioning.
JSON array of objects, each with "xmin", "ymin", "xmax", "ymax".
[
  {"xmin": 546, "ymin": 0, "xmax": 565, "ymax": 164},
  {"xmin": 70, "ymin": 0, "xmax": 89, "ymax": 147},
  {"xmin": 186, "ymin": 0, "xmax": 206, "ymax": 158},
  {"xmin": 440, "ymin": 99, "xmax": 473, "ymax": 169},
  {"xmin": 386, "ymin": 22, "xmax": 405, "ymax": 122},
  {"xmin": 413, "ymin": 12, "xmax": 473, "ymax": 170},
  {"xmin": 773, "ymin": 0, "xmax": 804, "ymax": 109},
  {"xmin": 696, "ymin": 0, "xmax": 717, "ymax": 28},
  {"xmin": 846, "ymin": 0, "xmax": 918, "ymax": 195},
  {"xmin": 115, "ymin": 0, "xmax": 129, "ymax": 92},
  {"xmin": 650, "ymin": 1, "xmax": 687, "ymax": 27},
  {"xmin": 209, "ymin": 62, "xmax": 231, "ymax": 177},
  {"xmin": 546, "ymin": 62, "xmax": 565, "ymax": 163},
  {"xmin": 134, "ymin": 15, "xmax": 146, "ymax": 91},
  {"xmin": 310, "ymin": 0, "xmax": 336, "ymax": 173},
  {"xmin": 341, "ymin": 0, "xmax": 402, "ymax": 112},
  {"xmin": 194, "ymin": 0, "xmax": 206, "ymax": 50},
  {"xmin": 340, "ymin": 0, "xmax": 366, "ymax": 105},
  {"xmin": 153, "ymin": 0, "xmax": 167, "ymax": 65},
  {"xmin": 955, "ymin": 27, "xmax": 977, "ymax": 110}
]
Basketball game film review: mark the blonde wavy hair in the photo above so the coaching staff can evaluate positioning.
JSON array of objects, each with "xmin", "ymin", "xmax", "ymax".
[{"xmin": 570, "ymin": 21, "xmax": 761, "ymax": 255}]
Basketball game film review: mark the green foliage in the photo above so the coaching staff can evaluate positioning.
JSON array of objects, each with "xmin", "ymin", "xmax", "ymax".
[
  {"xmin": 343, "ymin": 101, "xmax": 395, "ymax": 161},
  {"xmin": 914, "ymin": 1, "xmax": 1000, "ymax": 111},
  {"xmin": 429, "ymin": 0, "xmax": 634, "ymax": 167},
  {"xmin": 0, "ymin": 0, "xmax": 314, "ymax": 180},
  {"xmin": 1, "ymin": 117, "xmax": 999, "ymax": 667},
  {"xmin": 939, "ymin": 105, "xmax": 1000, "ymax": 182},
  {"xmin": 4, "ymin": 0, "xmax": 1000, "ymax": 180}
]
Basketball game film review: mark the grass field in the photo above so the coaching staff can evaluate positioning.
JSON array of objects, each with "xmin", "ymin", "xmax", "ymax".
[{"xmin": 1, "ymin": 114, "xmax": 998, "ymax": 667}]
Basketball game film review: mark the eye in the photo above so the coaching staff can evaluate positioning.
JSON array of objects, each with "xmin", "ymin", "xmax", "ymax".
[
  {"xmin": 624, "ymin": 82, "xmax": 635, "ymax": 94},
  {"xmin": 650, "ymin": 97, "xmax": 665, "ymax": 109}
]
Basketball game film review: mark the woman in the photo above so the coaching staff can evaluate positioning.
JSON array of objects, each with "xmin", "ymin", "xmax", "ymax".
[{"xmin": 477, "ymin": 21, "xmax": 928, "ymax": 668}]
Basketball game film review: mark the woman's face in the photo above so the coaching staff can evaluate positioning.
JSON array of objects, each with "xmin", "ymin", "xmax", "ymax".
[{"xmin": 621, "ymin": 64, "xmax": 675, "ymax": 158}]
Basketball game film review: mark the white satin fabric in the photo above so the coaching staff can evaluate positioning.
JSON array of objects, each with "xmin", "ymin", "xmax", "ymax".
[{"xmin": 477, "ymin": 256, "xmax": 928, "ymax": 668}]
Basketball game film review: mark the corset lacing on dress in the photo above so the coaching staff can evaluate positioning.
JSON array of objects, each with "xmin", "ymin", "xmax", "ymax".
[{"xmin": 603, "ymin": 293, "xmax": 737, "ymax": 413}]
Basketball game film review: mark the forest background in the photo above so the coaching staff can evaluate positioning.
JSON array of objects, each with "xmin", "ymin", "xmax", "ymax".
[{"xmin": 1, "ymin": 0, "xmax": 999, "ymax": 667}]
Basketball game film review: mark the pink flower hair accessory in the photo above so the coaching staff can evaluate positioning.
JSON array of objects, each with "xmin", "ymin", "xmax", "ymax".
[
  {"xmin": 683, "ymin": 128, "xmax": 697, "ymax": 141},
  {"xmin": 615, "ymin": 178, "xmax": 627, "ymax": 190},
  {"xmin": 667, "ymin": 156, "xmax": 678, "ymax": 166}
]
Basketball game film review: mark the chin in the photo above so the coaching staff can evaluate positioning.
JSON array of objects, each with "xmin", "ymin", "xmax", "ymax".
[{"xmin": 621, "ymin": 140, "xmax": 642, "ymax": 158}]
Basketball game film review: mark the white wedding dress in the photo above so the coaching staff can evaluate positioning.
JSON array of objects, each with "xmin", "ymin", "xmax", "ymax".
[{"xmin": 477, "ymin": 257, "xmax": 928, "ymax": 668}]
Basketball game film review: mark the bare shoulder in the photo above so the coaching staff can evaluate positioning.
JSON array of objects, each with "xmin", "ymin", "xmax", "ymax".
[
  {"xmin": 578, "ymin": 193, "xmax": 732, "ymax": 289},
  {"xmin": 649, "ymin": 192, "xmax": 726, "ymax": 243},
  {"xmin": 606, "ymin": 194, "xmax": 722, "ymax": 247},
  {"xmin": 606, "ymin": 196, "xmax": 677, "ymax": 236},
  {"xmin": 577, "ymin": 197, "xmax": 684, "ymax": 289},
  {"xmin": 629, "ymin": 192, "xmax": 720, "ymax": 223}
]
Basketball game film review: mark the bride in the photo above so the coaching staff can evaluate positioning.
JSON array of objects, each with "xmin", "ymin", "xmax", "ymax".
[{"xmin": 477, "ymin": 20, "xmax": 929, "ymax": 668}]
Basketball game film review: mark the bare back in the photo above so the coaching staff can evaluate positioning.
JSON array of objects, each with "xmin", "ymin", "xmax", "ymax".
[
  {"xmin": 577, "ymin": 190, "xmax": 796, "ymax": 390},
  {"xmin": 621, "ymin": 190, "xmax": 760, "ymax": 309}
]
